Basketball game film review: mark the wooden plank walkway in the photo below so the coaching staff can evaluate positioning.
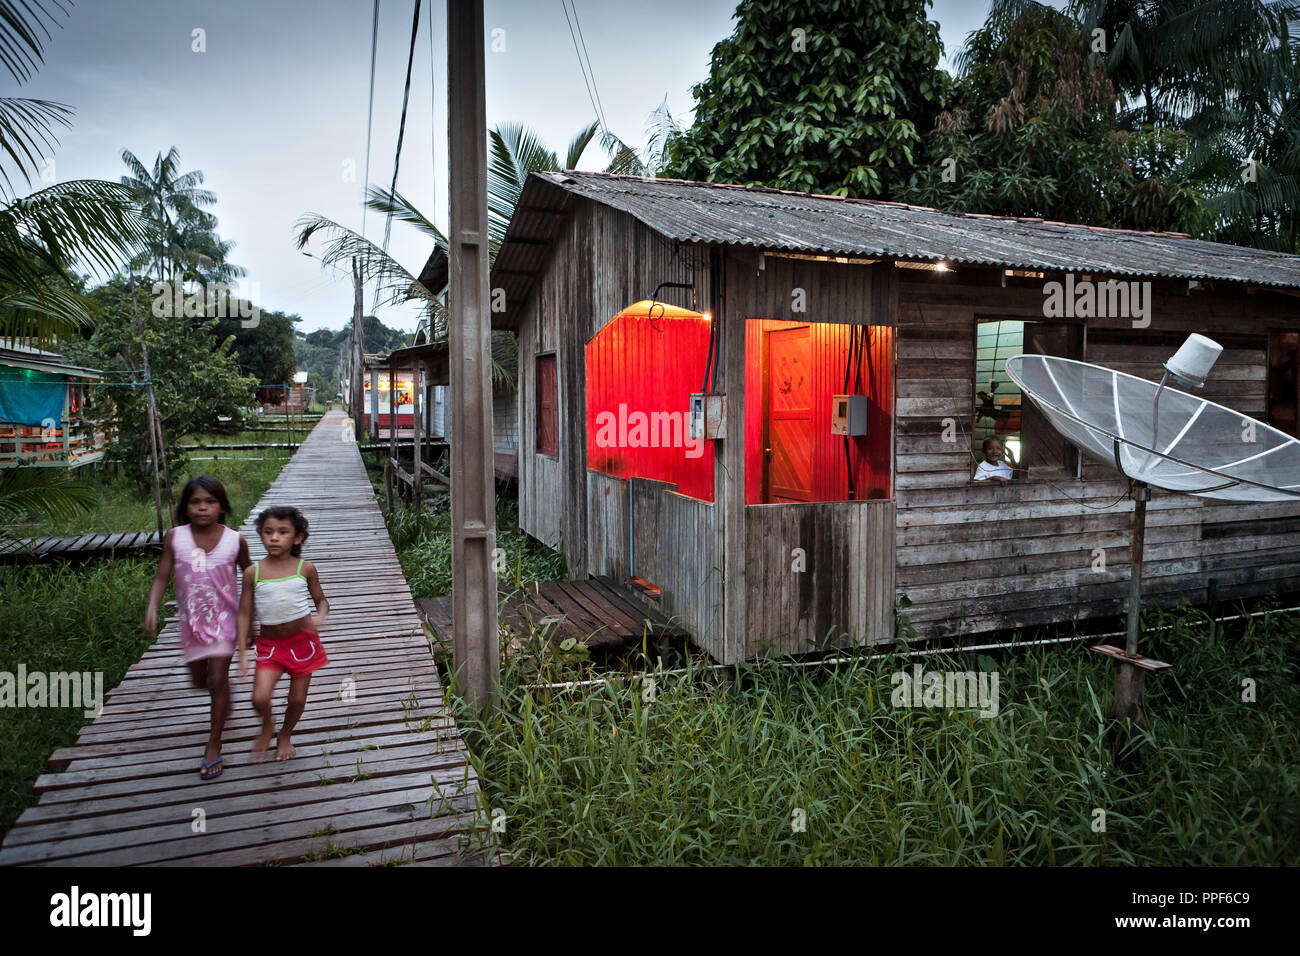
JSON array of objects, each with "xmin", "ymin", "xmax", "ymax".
[
  {"xmin": 0, "ymin": 529, "xmax": 163, "ymax": 561},
  {"xmin": 418, "ymin": 577, "xmax": 689, "ymax": 652},
  {"xmin": 0, "ymin": 410, "xmax": 497, "ymax": 866}
]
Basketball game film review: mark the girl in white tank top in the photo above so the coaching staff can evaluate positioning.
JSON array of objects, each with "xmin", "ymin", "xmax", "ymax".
[{"xmin": 236, "ymin": 505, "xmax": 330, "ymax": 763}]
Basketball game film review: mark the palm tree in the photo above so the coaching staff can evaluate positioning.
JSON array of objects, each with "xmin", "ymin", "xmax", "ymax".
[
  {"xmin": 118, "ymin": 147, "xmax": 224, "ymax": 282},
  {"xmin": 0, "ymin": 3, "xmax": 147, "ymax": 350},
  {"xmin": 297, "ymin": 120, "xmax": 629, "ymax": 386},
  {"xmin": 0, "ymin": 0, "xmax": 146, "ymax": 525}
]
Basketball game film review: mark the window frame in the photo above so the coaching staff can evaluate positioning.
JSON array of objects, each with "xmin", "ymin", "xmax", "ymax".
[
  {"xmin": 971, "ymin": 316, "xmax": 1083, "ymax": 484},
  {"xmin": 535, "ymin": 351, "xmax": 559, "ymax": 459}
]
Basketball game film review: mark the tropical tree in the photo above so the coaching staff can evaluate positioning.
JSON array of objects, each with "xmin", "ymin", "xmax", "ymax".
[
  {"xmin": 0, "ymin": 1, "xmax": 147, "ymax": 350},
  {"xmin": 900, "ymin": 1, "xmax": 1211, "ymax": 232},
  {"xmin": 660, "ymin": 0, "xmax": 948, "ymax": 197},
  {"xmin": 296, "ymin": 120, "xmax": 623, "ymax": 385},
  {"xmin": 1068, "ymin": 0, "xmax": 1300, "ymax": 248},
  {"xmin": 119, "ymin": 146, "xmax": 244, "ymax": 283},
  {"xmin": 64, "ymin": 276, "xmax": 258, "ymax": 489}
]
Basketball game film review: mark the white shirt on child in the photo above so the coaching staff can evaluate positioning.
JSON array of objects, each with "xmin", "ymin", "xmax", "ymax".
[{"xmin": 974, "ymin": 460, "xmax": 1013, "ymax": 481}]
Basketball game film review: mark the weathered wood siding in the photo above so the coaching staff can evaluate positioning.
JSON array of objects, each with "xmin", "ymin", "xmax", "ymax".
[
  {"xmin": 629, "ymin": 478, "xmax": 724, "ymax": 649},
  {"xmin": 586, "ymin": 469, "xmax": 629, "ymax": 581},
  {"xmin": 894, "ymin": 271, "xmax": 1300, "ymax": 638},
  {"xmin": 515, "ymin": 199, "xmax": 711, "ymax": 574},
  {"xmin": 745, "ymin": 500, "xmax": 895, "ymax": 656}
]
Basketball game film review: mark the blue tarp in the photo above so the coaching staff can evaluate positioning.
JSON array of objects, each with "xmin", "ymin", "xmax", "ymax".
[{"xmin": 0, "ymin": 368, "xmax": 67, "ymax": 426}]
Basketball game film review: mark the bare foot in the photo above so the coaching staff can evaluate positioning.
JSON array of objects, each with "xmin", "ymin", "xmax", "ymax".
[
  {"xmin": 251, "ymin": 722, "xmax": 274, "ymax": 762},
  {"xmin": 275, "ymin": 737, "xmax": 296, "ymax": 761}
]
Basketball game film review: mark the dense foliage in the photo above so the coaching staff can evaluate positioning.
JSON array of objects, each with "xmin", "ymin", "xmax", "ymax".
[
  {"xmin": 661, "ymin": 0, "xmax": 948, "ymax": 197},
  {"xmin": 63, "ymin": 276, "xmax": 258, "ymax": 489},
  {"xmin": 898, "ymin": 3, "xmax": 1210, "ymax": 232}
]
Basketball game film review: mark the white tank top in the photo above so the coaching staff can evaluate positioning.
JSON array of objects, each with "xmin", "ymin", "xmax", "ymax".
[{"xmin": 254, "ymin": 560, "xmax": 316, "ymax": 626}]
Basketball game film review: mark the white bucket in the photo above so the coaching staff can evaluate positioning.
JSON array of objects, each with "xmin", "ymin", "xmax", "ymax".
[{"xmin": 1164, "ymin": 333, "xmax": 1223, "ymax": 387}]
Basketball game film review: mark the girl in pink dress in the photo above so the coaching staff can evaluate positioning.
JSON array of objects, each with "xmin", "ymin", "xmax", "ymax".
[{"xmin": 144, "ymin": 475, "xmax": 251, "ymax": 779}]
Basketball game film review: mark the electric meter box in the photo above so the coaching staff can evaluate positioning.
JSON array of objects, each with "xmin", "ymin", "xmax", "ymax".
[
  {"xmin": 689, "ymin": 393, "xmax": 727, "ymax": 440},
  {"xmin": 831, "ymin": 394, "xmax": 868, "ymax": 436}
]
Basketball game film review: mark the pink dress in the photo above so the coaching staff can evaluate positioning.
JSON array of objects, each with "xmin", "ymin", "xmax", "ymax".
[{"xmin": 173, "ymin": 523, "xmax": 240, "ymax": 662}]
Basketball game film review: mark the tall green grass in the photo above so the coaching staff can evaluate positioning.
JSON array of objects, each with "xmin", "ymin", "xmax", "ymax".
[
  {"xmin": 4, "ymin": 446, "xmax": 291, "ymax": 538},
  {"xmin": 388, "ymin": 496, "xmax": 566, "ymax": 600},
  {"xmin": 441, "ymin": 602, "xmax": 1299, "ymax": 865},
  {"xmin": 0, "ymin": 557, "xmax": 158, "ymax": 835}
]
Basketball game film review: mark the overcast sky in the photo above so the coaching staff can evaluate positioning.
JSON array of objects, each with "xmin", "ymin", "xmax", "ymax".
[{"xmin": 23, "ymin": 0, "xmax": 1001, "ymax": 334}]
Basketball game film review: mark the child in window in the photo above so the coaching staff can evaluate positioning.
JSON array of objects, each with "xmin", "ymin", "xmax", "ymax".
[{"xmin": 974, "ymin": 437, "xmax": 1017, "ymax": 484}]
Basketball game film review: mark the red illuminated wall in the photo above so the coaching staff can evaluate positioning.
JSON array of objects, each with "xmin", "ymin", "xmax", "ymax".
[
  {"xmin": 585, "ymin": 306, "xmax": 715, "ymax": 501},
  {"xmin": 744, "ymin": 319, "xmax": 893, "ymax": 504}
]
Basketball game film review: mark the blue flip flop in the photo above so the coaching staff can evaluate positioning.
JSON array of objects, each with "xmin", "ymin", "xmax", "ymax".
[{"xmin": 200, "ymin": 756, "xmax": 224, "ymax": 780}]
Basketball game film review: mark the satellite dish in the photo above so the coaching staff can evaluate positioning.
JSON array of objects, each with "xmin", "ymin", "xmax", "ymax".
[
  {"xmin": 1005, "ymin": 355, "xmax": 1300, "ymax": 502},
  {"xmin": 1002, "ymin": 336, "xmax": 1300, "ymax": 749}
]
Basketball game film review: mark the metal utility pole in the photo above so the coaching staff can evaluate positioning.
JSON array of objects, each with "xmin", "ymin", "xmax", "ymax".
[
  {"xmin": 447, "ymin": 0, "xmax": 499, "ymax": 713},
  {"xmin": 350, "ymin": 256, "xmax": 366, "ymax": 439}
]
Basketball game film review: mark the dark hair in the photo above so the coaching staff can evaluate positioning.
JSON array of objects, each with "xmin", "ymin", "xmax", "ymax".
[
  {"xmin": 178, "ymin": 475, "xmax": 232, "ymax": 525},
  {"xmin": 255, "ymin": 506, "xmax": 309, "ymax": 556},
  {"xmin": 982, "ymin": 437, "xmax": 1002, "ymax": 453}
]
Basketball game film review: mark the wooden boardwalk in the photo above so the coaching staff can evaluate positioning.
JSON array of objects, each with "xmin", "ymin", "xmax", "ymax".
[
  {"xmin": 419, "ymin": 578, "xmax": 689, "ymax": 652},
  {"xmin": 0, "ymin": 410, "xmax": 497, "ymax": 866},
  {"xmin": 0, "ymin": 529, "xmax": 162, "ymax": 561}
]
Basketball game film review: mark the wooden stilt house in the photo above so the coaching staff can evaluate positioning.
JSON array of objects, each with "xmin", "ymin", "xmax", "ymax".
[
  {"xmin": 494, "ymin": 171, "xmax": 1300, "ymax": 661},
  {"xmin": 0, "ymin": 341, "xmax": 109, "ymax": 468}
]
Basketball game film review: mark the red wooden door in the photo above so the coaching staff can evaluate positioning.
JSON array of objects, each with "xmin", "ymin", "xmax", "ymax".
[{"xmin": 765, "ymin": 326, "xmax": 813, "ymax": 502}]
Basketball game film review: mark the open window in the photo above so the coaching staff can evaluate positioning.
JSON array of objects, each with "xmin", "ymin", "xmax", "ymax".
[
  {"xmin": 975, "ymin": 319, "xmax": 1081, "ymax": 480},
  {"xmin": 743, "ymin": 319, "xmax": 893, "ymax": 504},
  {"xmin": 584, "ymin": 301, "xmax": 715, "ymax": 501}
]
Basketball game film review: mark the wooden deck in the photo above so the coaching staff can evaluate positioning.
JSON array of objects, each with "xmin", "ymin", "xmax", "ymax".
[
  {"xmin": 418, "ymin": 578, "xmax": 689, "ymax": 652},
  {"xmin": 0, "ymin": 410, "xmax": 497, "ymax": 866},
  {"xmin": 0, "ymin": 529, "xmax": 163, "ymax": 561}
]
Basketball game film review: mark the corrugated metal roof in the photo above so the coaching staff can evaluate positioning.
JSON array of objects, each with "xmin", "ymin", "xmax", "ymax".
[{"xmin": 507, "ymin": 170, "xmax": 1300, "ymax": 291}]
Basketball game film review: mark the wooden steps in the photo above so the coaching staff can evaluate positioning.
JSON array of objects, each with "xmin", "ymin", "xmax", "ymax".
[{"xmin": 417, "ymin": 577, "xmax": 689, "ymax": 652}]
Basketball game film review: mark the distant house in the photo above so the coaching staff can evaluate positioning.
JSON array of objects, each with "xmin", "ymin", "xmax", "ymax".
[
  {"xmin": 259, "ymin": 370, "xmax": 311, "ymax": 414},
  {"xmin": 492, "ymin": 170, "xmax": 1300, "ymax": 662},
  {"xmin": 0, "ymin": 341, "xmax": 108, "ymax": 468}
]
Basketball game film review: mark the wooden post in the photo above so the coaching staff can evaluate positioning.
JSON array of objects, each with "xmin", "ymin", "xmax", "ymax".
[
  {"xmin": 448, "ymin": 0, "xmax": 499, "ymax": 714},
  {"xmin": 1206, "ymin": 577, "xmax": 1219, "ymax": 646},
  {"xmin": 388, "ymin": 363, "xmax": 397, "ymax": 497},
  {"xmin": 1110, "ymin": 482, "xmax": 1150, "ymax": 761},
  {"xmin": 126, "ymin": 271, "xmax": 165, "ymax": 537},
  {"xmin": 369, "ymin": 366, "xmax": 379, "ymax": 441},
  {"xmin": 350, "ymin": 257, "xmax": 366, "ymax": 440},
  {"xmin": 413, "ymin": 359, "xmax": 423, "ymax": 510}
]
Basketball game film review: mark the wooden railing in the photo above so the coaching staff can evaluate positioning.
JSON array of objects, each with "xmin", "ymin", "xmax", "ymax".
[{"xmin": 0, "ymin": 419, "xmax": 110, "ymax": 467}]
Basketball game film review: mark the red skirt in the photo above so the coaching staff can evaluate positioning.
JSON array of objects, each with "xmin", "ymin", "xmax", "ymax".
[{"xmin": 255, "ymin": 630, "xmax": 329, "ymax": 676}]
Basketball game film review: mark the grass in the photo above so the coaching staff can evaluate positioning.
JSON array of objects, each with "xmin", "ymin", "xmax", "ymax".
[
  {"xmin": 439, "ymin": 600, "xmax": 1299, "ymax": 865},
  {"xmin": 0, "ymin": 556, "xmax": 157, "ymax": 836},
  {"xmin": 0, "ymin": 447, "xmax": 291, "ymax": 840},
  {"xmin": 4, "ymin": 439, "xmax": 292, "ymax": 539},
  {"xmin": 387, "ymin": 494, "xmax": 566, "ymax": 601}
]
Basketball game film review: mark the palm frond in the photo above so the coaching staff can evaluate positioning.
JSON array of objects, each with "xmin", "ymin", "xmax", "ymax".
[
  {"xmin": 363, "ymin": 184, "xmax": 448, "ymax": 244},
  {"xmin": 0, "ymin": 0, "xmax": 69, "ymax": 85},
  {"xmin": 0, "ymin": 466, "xmax": 97, "ymax": 526},
  {"xmin": 0, "ymin": 95, "xmax": 72, "ymax": 197},
  {"xmin": 566, "ymin": 120, "xmax": 600, "ymax": 170},
  {"xmin": 295, "ymin": 212, "xmax": 445, "ymax": 322},
  {"xmin": 2, "ymin": 179, "xmax": 149, "ymax": 276}
]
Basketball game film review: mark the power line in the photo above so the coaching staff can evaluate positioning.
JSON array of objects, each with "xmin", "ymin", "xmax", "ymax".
[
  {"xmin": 373, "ymin": 0, "xmax": 423, "ymax": 315},
  {"xmin": 361, "ymin": 0, "xmax": 381, "ymax": 241},
  {"xmin": 568, "ymin": 0, "xmax": 609, "ymax": 133},
  {"xmin": 561, "ymin": 0, "xmax": 606, "ymax": 140}
]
